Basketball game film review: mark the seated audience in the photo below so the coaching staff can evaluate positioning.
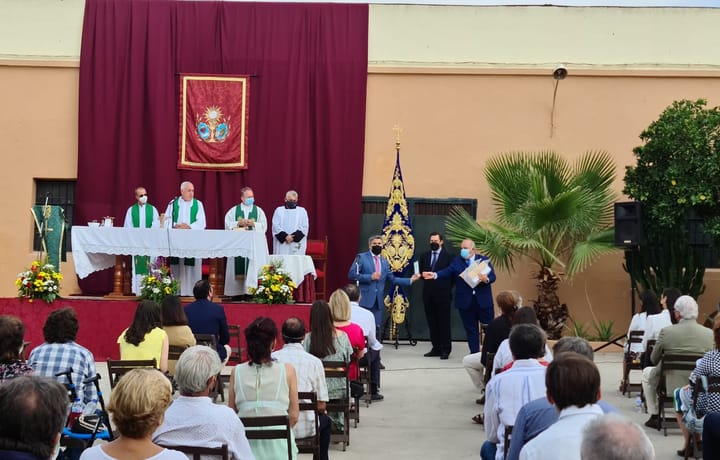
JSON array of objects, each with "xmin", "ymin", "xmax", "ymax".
[
  {"xmin": 0, "ymin": 315, "xmax": 32, "ymax": 381},
  {"xmin": 641, "ymin": 295, "xmax": 713, "ymax": 429},
  {"xmin": 117, "ymin": 300, "xmax": 169, "ymax": 373},
  {"xmin": 154, "ymin": 345, "xmax": 255, "ymax": 459},
  {"xmin": 328, "ymin": 289, "xmax": 365, "ymax": 380},
  {"xmin": 673, "ymin": 316, "xmax": 720, "ymax": 457},
  {"xmin": 491, "ymin": 306, "xmax": 553, "ymax": 376},
  {"xmin": 229, "ymin": 317, "xmax": 299, "ymax": 460},
  {"xmin": 80, "ymin": 369, "xmax": 185, "ymax": 460},
  {"xmin": 638, "ymin": 289, "xmax": 671, "ymax": 362},
  {"xmin": 184, "ymin": 280, "xmax": 231, "ymax": 363},
  {"xmin": 580, "ymin": 413, "xmax": 654, "ymax": 460},
  {"xmin": 519, "ymin": 353, "xmax": 604, "ymax": 460},
  {"xmin": 506, "ymin": 337, "xmax": 617, "ymax": 460},
  {"xmin": 482, "ymin": 323, "xmax": 548, "ymax": 460},
  {"xmin": 0, "ymin": 375, "xmax": 67, "ymax": 460},
  {"xmin": 342, "ymin": 283, "xmax": 383, "ymax": 401},
  {"xmin": 462, "ymin": 291, "xmax": 520, "ymax": 410},
  {"xmin": 623, "ymin": 290, "xmax": 653, "ymax": 356},
  {"xmin": 273, "ymin": 317, "xmax": 331, "ymax": 460},
  {"xmin": 28, "ymin": 307, "xmax": 98, "ymax": 402},
  {"xmin": 304, "ymin": 300, "xmax": 353, "ymax": 432},
  {"xmin": 662, "ymin": 287, "xmax": 682, "ymax": 325},
  {"xmin": 160, "ymin": 295, "xmax": 196, "ymax": 374}
]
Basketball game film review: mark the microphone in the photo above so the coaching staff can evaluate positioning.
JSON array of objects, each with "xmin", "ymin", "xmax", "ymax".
[{"xmin": 355, "ymin": 254, "xmax": 361, "ymax": 286}]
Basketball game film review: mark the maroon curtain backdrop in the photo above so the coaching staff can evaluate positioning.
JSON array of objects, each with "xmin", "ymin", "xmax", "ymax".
[{"xmin": 77, "ymin": 0, "xmax": 368, "ymax": 295}]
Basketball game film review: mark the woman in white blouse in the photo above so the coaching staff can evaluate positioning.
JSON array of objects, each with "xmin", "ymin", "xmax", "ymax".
[{"xmin": 640, "ymin": 290, "xmax": 673, "ymax": 363}]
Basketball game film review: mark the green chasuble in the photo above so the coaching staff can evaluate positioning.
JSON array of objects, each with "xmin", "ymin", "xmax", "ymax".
[
  {"xmin": 233, "ymin": 204, "xmax": 258, "ymax": 276},
  {"xmin": 130, "ymin": 203, "xmax": 154, "ymax": 274},
  {"xmin": 170, "ymin": 198, "xmax": 199, "ymax": 266}
]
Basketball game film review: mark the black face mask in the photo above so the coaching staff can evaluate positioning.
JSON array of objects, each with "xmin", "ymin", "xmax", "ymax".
[
  {"xmin": 430, "ymin": 242, "xmax": 440, "ymax": 251},
  {"xmin": 285, "ymin": 201, "xmax": 297, "ymax": 209},
  {"xmin": 371, "ymin": 245, "xmax": 382, "ymax": 255}
]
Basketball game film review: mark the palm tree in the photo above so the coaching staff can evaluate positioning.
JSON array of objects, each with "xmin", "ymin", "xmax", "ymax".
[{"xmin": 446, "ymin": 150, "xmax": 617, "ymax": 339}]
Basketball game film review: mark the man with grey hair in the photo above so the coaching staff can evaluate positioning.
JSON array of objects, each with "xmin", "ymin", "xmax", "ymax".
[
  {"xmin": 348, "ymin": 234, "xmax": 421, "ymax": 329},
  {"xmin": 641, "ymin": 295, "xmax": 713, "ymax": 428},
  {"xmin": 153, "ymin": 345, "xmax": 255, "ymax": 459},
  {"xmin": 271, "ymin": 189, "xmax": 309, "ymax": 255},
  {"xmin": 506, "ymin": 337, "xmax": 618, "ymax": 460},
  {"xmin": 165, "ymin": 181, "xmax": 207, "ymax": 296},
  {"xmin": 581, "ymin": 413, "xmax": 654, "ymax": 460}
]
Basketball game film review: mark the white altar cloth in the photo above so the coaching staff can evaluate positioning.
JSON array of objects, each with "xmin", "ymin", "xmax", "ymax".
[
  {"xmin": 71, "ymin": 226, "xmax": 269, "ymax": 289},
  {"xmin": 268, "ymin": 254, "xmax": 317, "ymax": 285}
]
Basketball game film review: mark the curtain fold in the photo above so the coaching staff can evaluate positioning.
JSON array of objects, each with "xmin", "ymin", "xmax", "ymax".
[{"xmin": 78, "ymin": 0, "xmax": 368, "ymax": 294}]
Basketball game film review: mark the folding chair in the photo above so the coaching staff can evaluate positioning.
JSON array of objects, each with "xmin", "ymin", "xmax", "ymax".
[
  {"xmin": 157, "ymin": 444, "xmax": 229, "ymax": 460},
  {"xmin": 323, "ymin": 360, "xmax": 351, "ymax": 451},
  {"xmin": 59, "ymin": 373, "xmax": 114, "ymax": 458},
  {"xmin": 356, "ymin": 336, "xmax": 373, "ymax": 408},
  {"xmin": 684, "ymin": 376, "xmax": 720, "ymax": 460},
  {"xmin": 656, "ymin": 353, "xmax": 702, "ymax": 436},
  {"xmin": 295, "ymin": 391, "xmax": 321, "ymax": 459},
  {"xmin": 621, "ymin": 330, "xmax": 644, "ymax": 396},
  {"xmin": 227, "ymin": 324, "xmax": 243, "ymax": 364},
  {"xmin": 240, "ymin": 415, "xmax": 294, "ymax": 460},
  {"xmin": 106, "ymin": 358, "xmax": 157, "ymax": 389}
]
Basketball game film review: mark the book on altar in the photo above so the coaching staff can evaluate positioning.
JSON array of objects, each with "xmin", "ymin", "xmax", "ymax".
[{"xmin": 460, "ymin": 260, "xmax": 491, "ymax": 288}]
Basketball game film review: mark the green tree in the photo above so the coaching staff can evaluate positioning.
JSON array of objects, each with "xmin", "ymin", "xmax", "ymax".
[
  {"xmin": 623, "ymin": 99, "xmax": 720, "ymax": 297},
  {"xmin": 446, "ymin": 150, "xmax": 617, "ymax": 339}
]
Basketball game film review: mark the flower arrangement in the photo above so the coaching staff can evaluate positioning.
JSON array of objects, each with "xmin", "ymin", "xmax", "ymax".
[
  {"xmin": 139, "ymin": 261, "xmax": 179, "ymax": 303},
  {"xmin": 16, "ymin": 260, "xmax": 63, "ymax": 303},
  {"xmin": 250, "ymin": 262, "xmax": 296, "ymax": 304}
]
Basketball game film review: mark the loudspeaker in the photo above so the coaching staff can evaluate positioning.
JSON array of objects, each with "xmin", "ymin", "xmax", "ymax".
[{"xmin": 614, "ymin": 202, "xmax": 643, "ymax": 247}]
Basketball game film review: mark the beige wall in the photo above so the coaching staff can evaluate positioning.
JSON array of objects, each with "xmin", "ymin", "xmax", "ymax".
[{"xmin": 3, "ymin": 3, "xmax": 720, "ymax": 335}]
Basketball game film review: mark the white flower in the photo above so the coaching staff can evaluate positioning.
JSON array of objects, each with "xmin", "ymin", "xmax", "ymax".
[
  {"xmin": 152, "ymin": 287, "xmax": 160, "ymax": 294},
  {"xmin": 163, "ymin": 277, "xmax": 171, "ymax": 285},
  {"xmin": 256, "ymin": 286, "xmax": 264, "ymax": 293}
]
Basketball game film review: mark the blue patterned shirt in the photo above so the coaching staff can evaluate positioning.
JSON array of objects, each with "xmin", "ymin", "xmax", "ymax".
[{"xmin": 28, "ymin": 342, "xmax": 97, "ymax": 402}]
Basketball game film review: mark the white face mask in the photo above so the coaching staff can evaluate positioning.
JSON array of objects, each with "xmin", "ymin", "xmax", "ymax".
[{"xmin": 138, "ymin": 195, "xmax": 148, "ymax": 205}]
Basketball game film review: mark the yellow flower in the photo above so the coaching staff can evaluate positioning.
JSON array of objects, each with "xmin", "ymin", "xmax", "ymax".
[
  {"xmin": 164, "ymin": 287, "xmax": 171, "ymax": 294},
  {"xmin": 699, "ymin": 194, "xmax": 707, "ymax": 201},
  {"xmin": 671, "ymin": 179, "xmax": 677, "ymax": 186}
]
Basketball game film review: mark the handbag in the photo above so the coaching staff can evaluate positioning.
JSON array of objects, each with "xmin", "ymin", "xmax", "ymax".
[
  {"xmin": 71, "ymin": 414, "xmax": 107, "ymax": 434},
  {"xmin": 681, "ymin": 375, "xmax": 708, "ymax": 434},
  {"xmin": 350, "ymin": 380, "xmax": 365, "ymax": 399}
]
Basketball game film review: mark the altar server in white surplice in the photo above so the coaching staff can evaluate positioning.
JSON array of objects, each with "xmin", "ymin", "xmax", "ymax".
[
  {"xmin": 123, "ymin": 186, "xmax": 160, "ymax": 295},
  {"xmin": 164, "ymin": 181, "xmax": 206, "ymax": 296},
  {"xmin": 272, "ymin": 190, "xmax": 309, "ymax": 255},
  {"xmin": 224, "ymin": 186, "xmax": 269, "ymax": 296}
]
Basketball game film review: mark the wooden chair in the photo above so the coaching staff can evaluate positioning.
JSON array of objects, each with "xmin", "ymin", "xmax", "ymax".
[
  {"xmin": 295, "ymin": 391, "xmax": 320, "ymax": 459},
  {"xmin": 323, "ymin": 360, "xmax": 351, "ymax": 451},
  {"xmin": 504, "ymin": 425, "xmax": 513, "ymax": 459},
  {"xmin": 168, "ymin": 344, "xmax": 189, "ymax": 362},
  {"xmin": 227, "ymin": 324, "xmax": 243, "ymax": 364},
  {"xmin": 240, "ymin": 415, "xmax": 294, "ymax": 460},
  {"xmin": 657, "ymin": 353, "xmax": 703, "ymax": 435},
  {"xmin": 157, "ymin": 444, "xmax": 229, "ymax": 460},
  {"xmin": 621, "ymin": 330, "xmax": 644, "ymax": 396},
  {"xmin": 20, "ymin": 341, "xmax": 31, "ymax": 362},
  {"xmin": 356, "ymin": 336, "xmax": 373, "ymax": 408},
  {"xmin": 105, "ymin": 358, "xmax": 157, "ymax": 388},
  {"xmin": 306, "ymin": 236, "xmax": 328, "ymax": 301}
]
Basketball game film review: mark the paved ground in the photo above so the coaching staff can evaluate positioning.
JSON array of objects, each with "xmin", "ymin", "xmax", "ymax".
[{"xmin": 91, "ymin": 344, "xmax": 688, "ymax": 459}]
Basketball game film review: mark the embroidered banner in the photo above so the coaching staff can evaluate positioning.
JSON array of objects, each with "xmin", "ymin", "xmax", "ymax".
[{"xmin": 178, "ymin": 74, "xmax": 250, "ymax": 170}]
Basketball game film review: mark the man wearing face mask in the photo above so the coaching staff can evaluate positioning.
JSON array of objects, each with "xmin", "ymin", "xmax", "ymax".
[
  {"xmin": 348, "ymin": 235, "xmax": 422, "ymax": 330},
  {"xmin": 423, "ymin": 238, "xmax": 496, "ymax": 354},
  {"xmin": 123, "ymin": 186, "xmax": 160, "ymax": 294},
  {"xmin": 224, "ymin": 186, "xmax": 269, "ymax": 296},
  {"xmin": 418, "ymin": 232, "xmax": 455, "ymax": 359},
  {"xmin": 271, "ymin": 189, "xmax": 309, "ymax": 255}
]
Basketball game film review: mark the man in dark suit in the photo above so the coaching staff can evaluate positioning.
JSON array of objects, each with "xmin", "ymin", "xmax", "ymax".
[
  {"xmin": 423, "ymin": 238, "xmax": 495, "ymax": 354},
  {"xmin": 418, "ymin": 232, "xmax": 454, "ymax": 359},
  {"xmin": 184, "ymin": 279, "xmax": 231, "ymax": 363},
  {"xmin": 347, "ymin": 234, "xmax": 420, "ymax": 330}
]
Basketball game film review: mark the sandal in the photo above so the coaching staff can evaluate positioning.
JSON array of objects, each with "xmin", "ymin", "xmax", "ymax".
[{"xmin": 472, "ymin": 414, "xmax": 484, "ymax": 424}]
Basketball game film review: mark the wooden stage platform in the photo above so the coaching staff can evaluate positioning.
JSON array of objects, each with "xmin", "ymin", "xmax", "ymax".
[{"xmin": 0, "ymin": 297, "xmax": 310, "ymax": 361}]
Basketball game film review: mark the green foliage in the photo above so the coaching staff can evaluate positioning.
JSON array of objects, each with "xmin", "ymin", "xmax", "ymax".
[
  {"xmin": 567, "ymin": 318, "xmax": 591, "ymax": 340},
  {"xmin": 623, "ymin": 99, "xmax": 720, "ymax": 298},
  {"xmin": 591, "ymin": 319, "xmax": 615, "ymax": 342},
  {"xmin": 446, "ymin": 150, "xmax": 618, "ymax": 338},
  {"xmin": 624, "ymin": 99, "xmax": 720, "ymax": 241}
]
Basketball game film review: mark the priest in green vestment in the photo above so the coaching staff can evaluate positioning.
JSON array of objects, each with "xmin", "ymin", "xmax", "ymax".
[
  {"xmin": 123, "ymin": 186, "xmax": 160, "ymax": 294},
  {"xmin": 223, "ymin": 186, "xmax": 269, "ymax": 296},
  {"xmin": 164, "ymin": 181, "xmax": 207, "ymax": 296}
]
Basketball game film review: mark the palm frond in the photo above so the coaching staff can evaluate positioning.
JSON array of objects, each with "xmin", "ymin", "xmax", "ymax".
[{"xmin": 566, "ymin": 229, "xmax": 618, "ymax": 276}]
